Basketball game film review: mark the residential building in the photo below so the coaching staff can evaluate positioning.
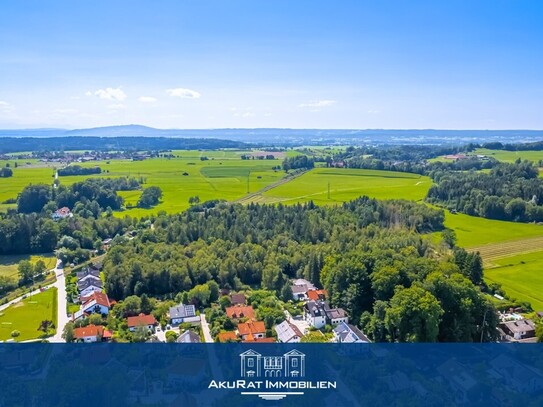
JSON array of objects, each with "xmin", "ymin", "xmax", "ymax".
[
  {"xmin": 226, "ymin": 305, "xmax": 255, "ymax": 320},
  {"xmin": 73, "ymin": 324, "xmax": 106, "ymax": 343},
  {"xmin": 275, "ymin": 320, "xmax": 303, "ymax": 343},
  {"xmin": 76, "ymin": 267, "xmax": 100, "ymax": 281},
  {"xmin": 242, "ymin": 335, "xmax": 275, "ymax": 343},
  {"xmin": 80, "ymin": 292, "xmax": 110, "ymax": 315},
  {"xmin": 77, "ymin": 278, "xmax": 103, "ymax": 297},
  {"xmin": 177, "ymin": 330, "xmax": 201, "ymax": 343},
  {"xmin": 52, "ymin": 206, "xmax": 73, "ymax": 220},
  {"xmin": 304, "ymin": 301, "xmax": 327, "ymax": 329},
  {"xmin": 333, "ymin": 322, "xmax": 370, "ymax": 343},
  {"xmin": 127, "ymin": 313, "xmax": 158, "ymax": 332},
  {"xmin": 499, "ymin": 319, "xmax": 536, "ymax": 341},
  {"xmin": 230, "ymin": 293, "xmax": 246, "ymax": 305},
  {"xmin": 237, "ymin": 321, "xmax": 266, "ymax": 340},
  {"xmin": 217, "ymin": 331, "xmax": 238, "ymax": 343},
  {"xmin": 169, "ymin": 304, "xmax": 199, "ymax": 325},
  {"xmin": 325, "ymin": 307, "xmax": 348, "ymax": 325},
  {"xmin": 290, "ymin": 278, "xmax": 316, "ymax": 301},
  {"xmin": 307, "ymin": 289, "xmax": 328, "ymax": 301},
  {"xmin": 304, "ymin": 301, "xmax": 348, "ymax": 328}
]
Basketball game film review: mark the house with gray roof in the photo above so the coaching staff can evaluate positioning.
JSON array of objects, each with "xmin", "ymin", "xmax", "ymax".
[{"xmin": 169, "ymin": 304, "xmax": 200, "ymax": 325}]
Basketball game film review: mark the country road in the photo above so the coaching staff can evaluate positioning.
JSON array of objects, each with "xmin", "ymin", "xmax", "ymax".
[{"xmin": 50, "ymin": 259, "xmax": 69, "ymax": 342}]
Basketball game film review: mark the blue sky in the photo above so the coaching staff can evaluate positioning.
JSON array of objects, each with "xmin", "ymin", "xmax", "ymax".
[{"xmin": 0, "ymin": 0, "xmax": 542, "ymax": 129}]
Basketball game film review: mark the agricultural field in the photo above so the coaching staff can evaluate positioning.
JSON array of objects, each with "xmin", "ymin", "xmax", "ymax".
[
  {"xmin": 0, "ymin": 166, "xmax": 57, "ymax": 206},
  {"xmin": 485, "ymin": 251, "xmax": 543, "ymax": 311},
  {"xmin": 0, "ymin": 254, "xmax": 56, "ymax": 279},
  {"xmin": 245, "ymin": 168, "xmax": 431, "ymax": 205},
  {"xmin": 474, "ymin": 148, "xmax": 543, "ymax": 163},
  {"xmin": 64, "ymin": 153, "xmax": 286, "ymax": 217},
  {"xmin": 443, "ymin": 212, "xmax": 543, "ymax": 248},
  {"xmin": 0, "ymin": 287, "xmax": 57, "ymax": 342}
]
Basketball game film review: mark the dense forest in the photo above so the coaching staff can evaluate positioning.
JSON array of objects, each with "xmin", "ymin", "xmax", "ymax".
[
  {"xmin": 101, "ymin": 198, "xmax": 497, "ymax": 342},
  {"xmin": 427, "ymin": 161, "xmax": 543, "ymax": 222},
  {"xmin": 282, "ymin": 155, "xmax": 315, "ymax": 171}
]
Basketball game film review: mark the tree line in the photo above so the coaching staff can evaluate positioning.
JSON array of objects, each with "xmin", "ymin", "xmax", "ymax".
[{"xmin": 427, "ymin": 160, "xmax": 543, "ymax": 222}]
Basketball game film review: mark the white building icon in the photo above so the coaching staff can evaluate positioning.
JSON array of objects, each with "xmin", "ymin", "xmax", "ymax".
[{"xmin": 240, "ymin": 349, "xmax": 306, "ymax": 378}]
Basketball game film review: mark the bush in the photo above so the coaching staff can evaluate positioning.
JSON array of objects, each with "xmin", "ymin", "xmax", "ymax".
[{"xmin": 11, "ymin": 330, "xmax": 20, "ymax": 338}]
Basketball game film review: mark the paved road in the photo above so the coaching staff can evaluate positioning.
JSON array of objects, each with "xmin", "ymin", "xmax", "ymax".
[
  {"xmin": 50, "ymin": 259, "xmax": 69, "ymax": 343},
  {"xmin": 200, "ymin": 314, "xmax": 214, "ymax": 343}
]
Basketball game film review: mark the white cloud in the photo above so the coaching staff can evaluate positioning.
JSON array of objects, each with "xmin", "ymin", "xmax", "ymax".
[
  {"xmin": 166, "ymin": 88, "xmax": 201, "ymax": 99},
  {"xmin": 138, "ymin": 96, "xmax": 157, "ymax": 103},
  {"xmin": 299, "ymin": 99, "xmax": 337, "ymax": 108},
  {"xmin": 0, "ymin": 101, "xmax": 10, "ymax": 109},
  {"xmin": 367, "ymin": 109, "xmax": 381, "ymax": 114},
  {"xmin": 107, "ymin": 103, "xmax": 126, "ymax": 110},
  {"xmin": 89, "ymin": 87, "xmax": 127, "ymax": 101}
]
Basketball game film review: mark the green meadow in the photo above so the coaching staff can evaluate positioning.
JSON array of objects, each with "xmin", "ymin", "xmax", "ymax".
[
  {"xmin": 0, "ymin": 254, "xmax": 56, "ymax": 279},
  {"xmin": 442, "ymin": 212, "xmax": 543, "ymax": 248},
  {"xmin": 67, "ymin": 154, "xmax": 285, "ymax": 217},
  {"xmin": 485, "ymin": 251, "xmax": 543, "ymax": 311},
  {"xmin": 474, "ymin": 148, "xmax": 543, "ymax": 163},
  {"xmin": 0, "ymin": 288, "xmax": 57, "ymax": 342},
  {"xmin": 250, "ymin": 168, "xmax": 431, "ymax": 205},
  {"xmin": 0, "ymin": 166, "xmax": 56, "ymax": 204}
]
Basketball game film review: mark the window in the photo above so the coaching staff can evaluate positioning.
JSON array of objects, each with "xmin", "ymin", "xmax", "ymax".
[
  {"xmin": 292, "ymin": 359, "xmax": 298, "ymax": 368},
  {"xmin": 248, "ymin": 359, "xmax": 254, "ymax": 368}
]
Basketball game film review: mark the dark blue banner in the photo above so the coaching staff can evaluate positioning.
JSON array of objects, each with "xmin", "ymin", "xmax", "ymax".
[{"xmin": 1, "ymin": 344, "xmax": 542, "ymax": 406}]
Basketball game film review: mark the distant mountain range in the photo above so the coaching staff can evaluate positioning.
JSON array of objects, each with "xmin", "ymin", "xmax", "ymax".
[{"xmin": 0, "ymin": 125, "xmax": 542, "ymax": 145}]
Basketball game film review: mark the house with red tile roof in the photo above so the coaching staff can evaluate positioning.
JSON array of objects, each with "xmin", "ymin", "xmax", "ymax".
[
  {"xmin": 73, "ymin": 324, "xmax": 106, "ymax": 342},
  {"xmin": 226, "ymin": 305, "xmax": 255, "ymax": 320},
  {"xmin": 127, "ymin": 313, "xmax": 158, "ymax": 332},
  {"xmin": 80, "ymin": 291, "xmax": 110, "ymax": 315},
  {"xmin": 242, "ymin": 334, "xmax": 275, "ymax": 343},
  {"xmin": 307, "ymin": 289, "xmax": 328, "ymax": 301},
  {"xmin": 217, "ymin": 331, "xmax": 238, "ymax": 343},
  {"xmin": 237, "ymin": 321, "xmax": 266, "ymax": 340}
]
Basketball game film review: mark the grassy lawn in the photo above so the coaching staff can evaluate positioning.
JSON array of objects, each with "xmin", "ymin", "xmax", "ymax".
[
  {"xmin": 0, "ymin": 254, "xmax": 56, "ymax": 278},
  {"xmin": 250, "ymin": 168, "xmax": 431, "ymax": 205},
  {"xmin": 485, "ymin": 251, "xmax": 543, "ymax": 311},
  {"xmin": 0, "ymin": 287, "xmax": 57, "ymax": 342},
  {"xmin": 443, "ymin": 212, "xmax": 543, "ymax": 248}
]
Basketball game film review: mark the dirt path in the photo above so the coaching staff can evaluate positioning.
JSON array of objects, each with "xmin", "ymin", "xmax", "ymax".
[{"xmin": 235, "ymin": 169, "xmax": 310, "ymax": 204}]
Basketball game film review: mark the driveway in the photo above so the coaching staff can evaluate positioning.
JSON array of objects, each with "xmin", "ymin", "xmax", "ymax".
[{"xmin": 200, "ymin": 314, "xmax": 213, "ymax": 343}]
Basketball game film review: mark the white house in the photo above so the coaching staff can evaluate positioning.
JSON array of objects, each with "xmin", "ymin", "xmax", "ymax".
[
  {"xmin": 78, "ymin": 279, "xmax": 103, "ymax": 298},
  {"xmin": 169, "ymin": 304, "xmax": 199, "ymax": 325},
  {"xmin": 80, "ymin": 292, "xmax": 110, "ymax": 316},
  {"xmin": 127, "ymin": 313, "xmax": 158, "ymax": 332},
  {"xmin": 73, "ymin": 324, "xmax": 104, "ymax": 343},
  {"xmin": 275, "ymin": 320, "xmax": 303, "ymax": 343},
  {"xmin": 304, "ymin": 301, "xmax": 349, "ymax": 328},
  {"xmin": 304, "ymin": 301, "xmax": 327, "ymax": 329}
]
